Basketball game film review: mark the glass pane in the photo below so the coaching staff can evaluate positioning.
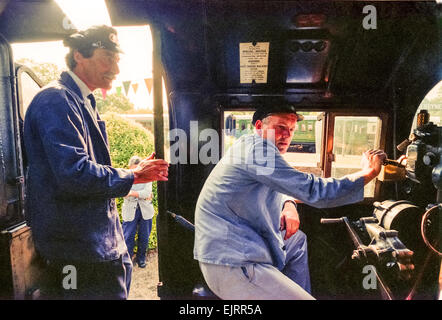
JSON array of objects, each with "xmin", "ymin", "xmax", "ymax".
[
  {"xmin": 332, "ymin": 116, "xmax": 382, "ymax": 197},
  {"xmin": 410, "ymin": 80, "xmax": 442, "ymax": 133},
  {"xmin": 283, "ymin": 112, "xmax": 323, "ymax": 176},
  {"xmin": 19, "ymin": 71, "xmax": 41, "ymax": 117},
  {"xmin": 223, "ymin": 111, "xmax": 255, "ymax": 154}
]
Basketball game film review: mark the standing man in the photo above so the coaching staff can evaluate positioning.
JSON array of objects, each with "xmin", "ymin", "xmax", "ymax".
[
  {"xmin": 194, "ymin": 104, "xmax": 386, "ymax": 300},
  {"xmin": 24, "ymin": 25, "xmax": 169, "ymax": 299}
]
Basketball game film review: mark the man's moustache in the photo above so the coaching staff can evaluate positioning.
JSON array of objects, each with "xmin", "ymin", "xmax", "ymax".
[{"xmin": 104, "ymin": 74, "xmax": 116, "ymax": 80}]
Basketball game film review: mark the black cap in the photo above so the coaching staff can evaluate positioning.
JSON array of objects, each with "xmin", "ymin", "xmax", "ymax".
[
  {"xmin": 252, "ymin": 103, "xmax": 303, "ymax": 125},
  {"xmin": 63, "ymin": 25, "xmax": 123, "ymax": 53}
]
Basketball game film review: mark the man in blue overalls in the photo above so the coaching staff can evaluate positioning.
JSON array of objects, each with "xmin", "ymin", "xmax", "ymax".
[{"xmin": 24, "ymin": 25, "xmax": 169, "ymax": 299}]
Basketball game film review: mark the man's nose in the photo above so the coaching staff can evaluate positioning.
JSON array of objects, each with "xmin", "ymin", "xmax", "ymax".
[
  {"xmin": 282, "ymin": 128, "xmax": 291, "ymax": 138},
  {"xmin": 111, "ymin": 62, "xmax": 120, "ymax": 75}
]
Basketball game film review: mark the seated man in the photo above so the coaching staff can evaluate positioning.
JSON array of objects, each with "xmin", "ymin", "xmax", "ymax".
[{"xmin": 194, "ymin": 104, "xmax": 386, "ymax": 300}]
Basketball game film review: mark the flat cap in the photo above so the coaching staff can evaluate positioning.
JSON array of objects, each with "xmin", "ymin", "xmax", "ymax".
[
  {"xmin": 252, "ymin": 103, "xmax": 303, "ymax": 125},
  {"xmin": 63, "ymin": 25, "xmax": 123, "ymax": 53}
]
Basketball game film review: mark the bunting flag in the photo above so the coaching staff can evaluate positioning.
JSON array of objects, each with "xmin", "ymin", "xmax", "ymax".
[
  {"xmin": 123, "ymin": 80, "xmax": 131, "ymax": 96},
  {"xmin": 101, "ymin": 88, "xmax": 107, "ymax": 99},
  {"xmin": 132, "ymin": 83, "xmax": 139, "ymax": 94},
  {"xmin": 116, "ymin": 86, "xmax": 122, "ymax": 96},
  {"xmin": 144, "ymin": 78, "xmax": 153, "ymax": 95}
]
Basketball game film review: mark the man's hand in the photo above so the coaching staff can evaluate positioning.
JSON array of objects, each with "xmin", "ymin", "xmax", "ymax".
[
  {"xmin": 132, "ymin": 153, "xmax": 169, "ymax": 184},
  {"xmin": 394, "ymin": 249, "xmax": 414, "ymax": 281},
  {"xmin": 360, "ymin": 149, "xmax": 387, "ymax": 185},
  {"xmin": 280, "ymin": 201, "xmax": 300, "ymax": 240},
  {"xmin": 124, "ymin": 190, "xmax": 139, "ymax": 198}
]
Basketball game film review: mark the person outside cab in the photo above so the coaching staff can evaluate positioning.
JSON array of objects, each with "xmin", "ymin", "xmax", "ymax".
[{"xmin": 122, "ymin": 155, "xmax": 155, "ymax": 269}]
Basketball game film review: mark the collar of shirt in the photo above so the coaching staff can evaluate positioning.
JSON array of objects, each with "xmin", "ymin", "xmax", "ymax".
[
  {"xmin": 67, "ymin": 70, "xmax": 93, "ymax": 100},
  {"xmin": 67, "ymin": 70, "xmax": 98, "ymax": 119}
]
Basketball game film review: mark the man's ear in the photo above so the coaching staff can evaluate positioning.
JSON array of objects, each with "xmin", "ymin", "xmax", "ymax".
[
  {"xmin": 254, "ymin": 120, "xmax": 263, "ymax": 130},
  {"xmin": 73, "ymin": 50, "xmax": 85, "ymax": 65},
  {"xmin": 254, "ymin": 119, "xmax": 264, "ymax": 137}
]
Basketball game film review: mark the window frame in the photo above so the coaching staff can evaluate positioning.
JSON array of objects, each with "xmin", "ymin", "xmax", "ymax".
[
  {"xmin": 324, "ymin": 110, "xmax": 389, "ymax": 200},
  {"xmin": 15, "ymin": 64, "xmax": 44, "ymax": 120}
]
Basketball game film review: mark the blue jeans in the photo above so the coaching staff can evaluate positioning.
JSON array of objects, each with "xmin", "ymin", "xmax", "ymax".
[
  {"xmin": 122, "ymin": 205, "xmax": 153, "ymax": 264},
  {"xmin": 199, "ymin": 230, "xmax": 314, "ymax": 300}
]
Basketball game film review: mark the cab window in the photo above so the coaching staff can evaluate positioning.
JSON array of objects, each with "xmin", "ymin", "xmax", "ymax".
[
  {"xmin": 411, "ymin": 80, "xmax": 442, "ymax": 133},
  {"xmin": 330, "ymin": 116, "xmax": 383, "ymax": 198},
  {"xmin": 15, "ymin": 66, "xmax": 43, "ymax": 119}
]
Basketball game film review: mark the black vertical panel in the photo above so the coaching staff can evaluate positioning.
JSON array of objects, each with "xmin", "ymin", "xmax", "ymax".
[{"xmin": 0, "ymin": 34, "xmax": 24, "ymax": 230}]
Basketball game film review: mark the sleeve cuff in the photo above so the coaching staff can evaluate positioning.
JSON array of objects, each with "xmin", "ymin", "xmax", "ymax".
[{"xmin": 281, "ymin": 195, "xmax": 297, "ymax": 210}]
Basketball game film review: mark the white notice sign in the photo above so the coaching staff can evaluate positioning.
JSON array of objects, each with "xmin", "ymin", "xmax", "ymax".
[{"xmin": 239, "ymin": 42, "xmax": 270, "ymax": 84}]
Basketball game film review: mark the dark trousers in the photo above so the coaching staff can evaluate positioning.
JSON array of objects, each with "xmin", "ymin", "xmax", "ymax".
[
  {"xmin": 40, "ymin": 251, "xmax": 133, "ymax": 300},
  {"xmin": 122, "ymin": 205, "xmax": 153, "ymax": 264}
]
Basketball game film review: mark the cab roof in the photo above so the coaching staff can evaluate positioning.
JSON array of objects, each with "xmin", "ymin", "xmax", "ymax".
[
  {"xmin": 0, "ymin": 0, "xmax": 440, "ymax": 113},
  {"xmin": 106, "ymin": 0, "xmax": 441, "ymax": 111}
]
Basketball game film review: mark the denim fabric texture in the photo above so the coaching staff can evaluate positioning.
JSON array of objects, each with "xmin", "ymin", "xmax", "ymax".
[
  {"xmin": 123, "ymin": 205, "xmax": 153, "ymax": 264},
  {"xmin": 199, "ymin": 231, "xmax": 314, "ymax": 300}
]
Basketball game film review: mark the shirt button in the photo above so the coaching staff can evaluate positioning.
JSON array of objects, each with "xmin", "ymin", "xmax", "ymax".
[{"xmin": 282, "ymin": 245, "xmax": 286, "ymax": 251}]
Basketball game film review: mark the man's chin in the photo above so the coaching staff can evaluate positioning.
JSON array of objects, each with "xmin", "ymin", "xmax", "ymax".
[
  {"xmin": 277, "ymin": 145, "xmax": 289, "ymax": 154},
  {"xmin": 102, "ymin": 83, "xmax": 113, "ymax": 90},
  {"xmin": 101, "ymin": 78, "xmax": 115, "ymax": 90}
]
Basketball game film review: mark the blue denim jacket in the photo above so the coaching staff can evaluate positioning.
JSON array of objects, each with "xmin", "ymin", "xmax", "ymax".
[
  {"xmin": 194, "ymin": 134, "xmax": 365, "ymax": 270},
  {"xmin": 24, "ymin": 72, "xmax": 134, "ymax": 262}
]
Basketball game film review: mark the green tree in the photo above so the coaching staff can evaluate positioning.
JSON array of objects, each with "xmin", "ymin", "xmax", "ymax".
[
  {"xmin": 16, "ymin": 58, "xmax": 62, "ymax": 85},
  {"xmin": 95, "ymin": 90, "xmax": 134, "ymax": 114},
  {"xmin": 101, "ymin": 112, "xmax": 154, "ymax": 167}
]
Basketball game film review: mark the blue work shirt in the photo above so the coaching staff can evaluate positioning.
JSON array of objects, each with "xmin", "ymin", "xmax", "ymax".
[
  {"xmin": 194, "ymin": 134, "xmax": 365, "ymax": 270},
  {"xmin": 24, "ymin": 72, "xmax": 134, "ymax": 262}
]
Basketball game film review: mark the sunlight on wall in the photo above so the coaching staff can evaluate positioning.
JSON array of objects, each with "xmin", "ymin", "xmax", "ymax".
[
  {"xmin": 12, "ymin": 0, "xmax": 154, "ymax": 110},
  {"xmin": 55, "ymin": 0, "xmax": 111, "ymax": 30}
]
